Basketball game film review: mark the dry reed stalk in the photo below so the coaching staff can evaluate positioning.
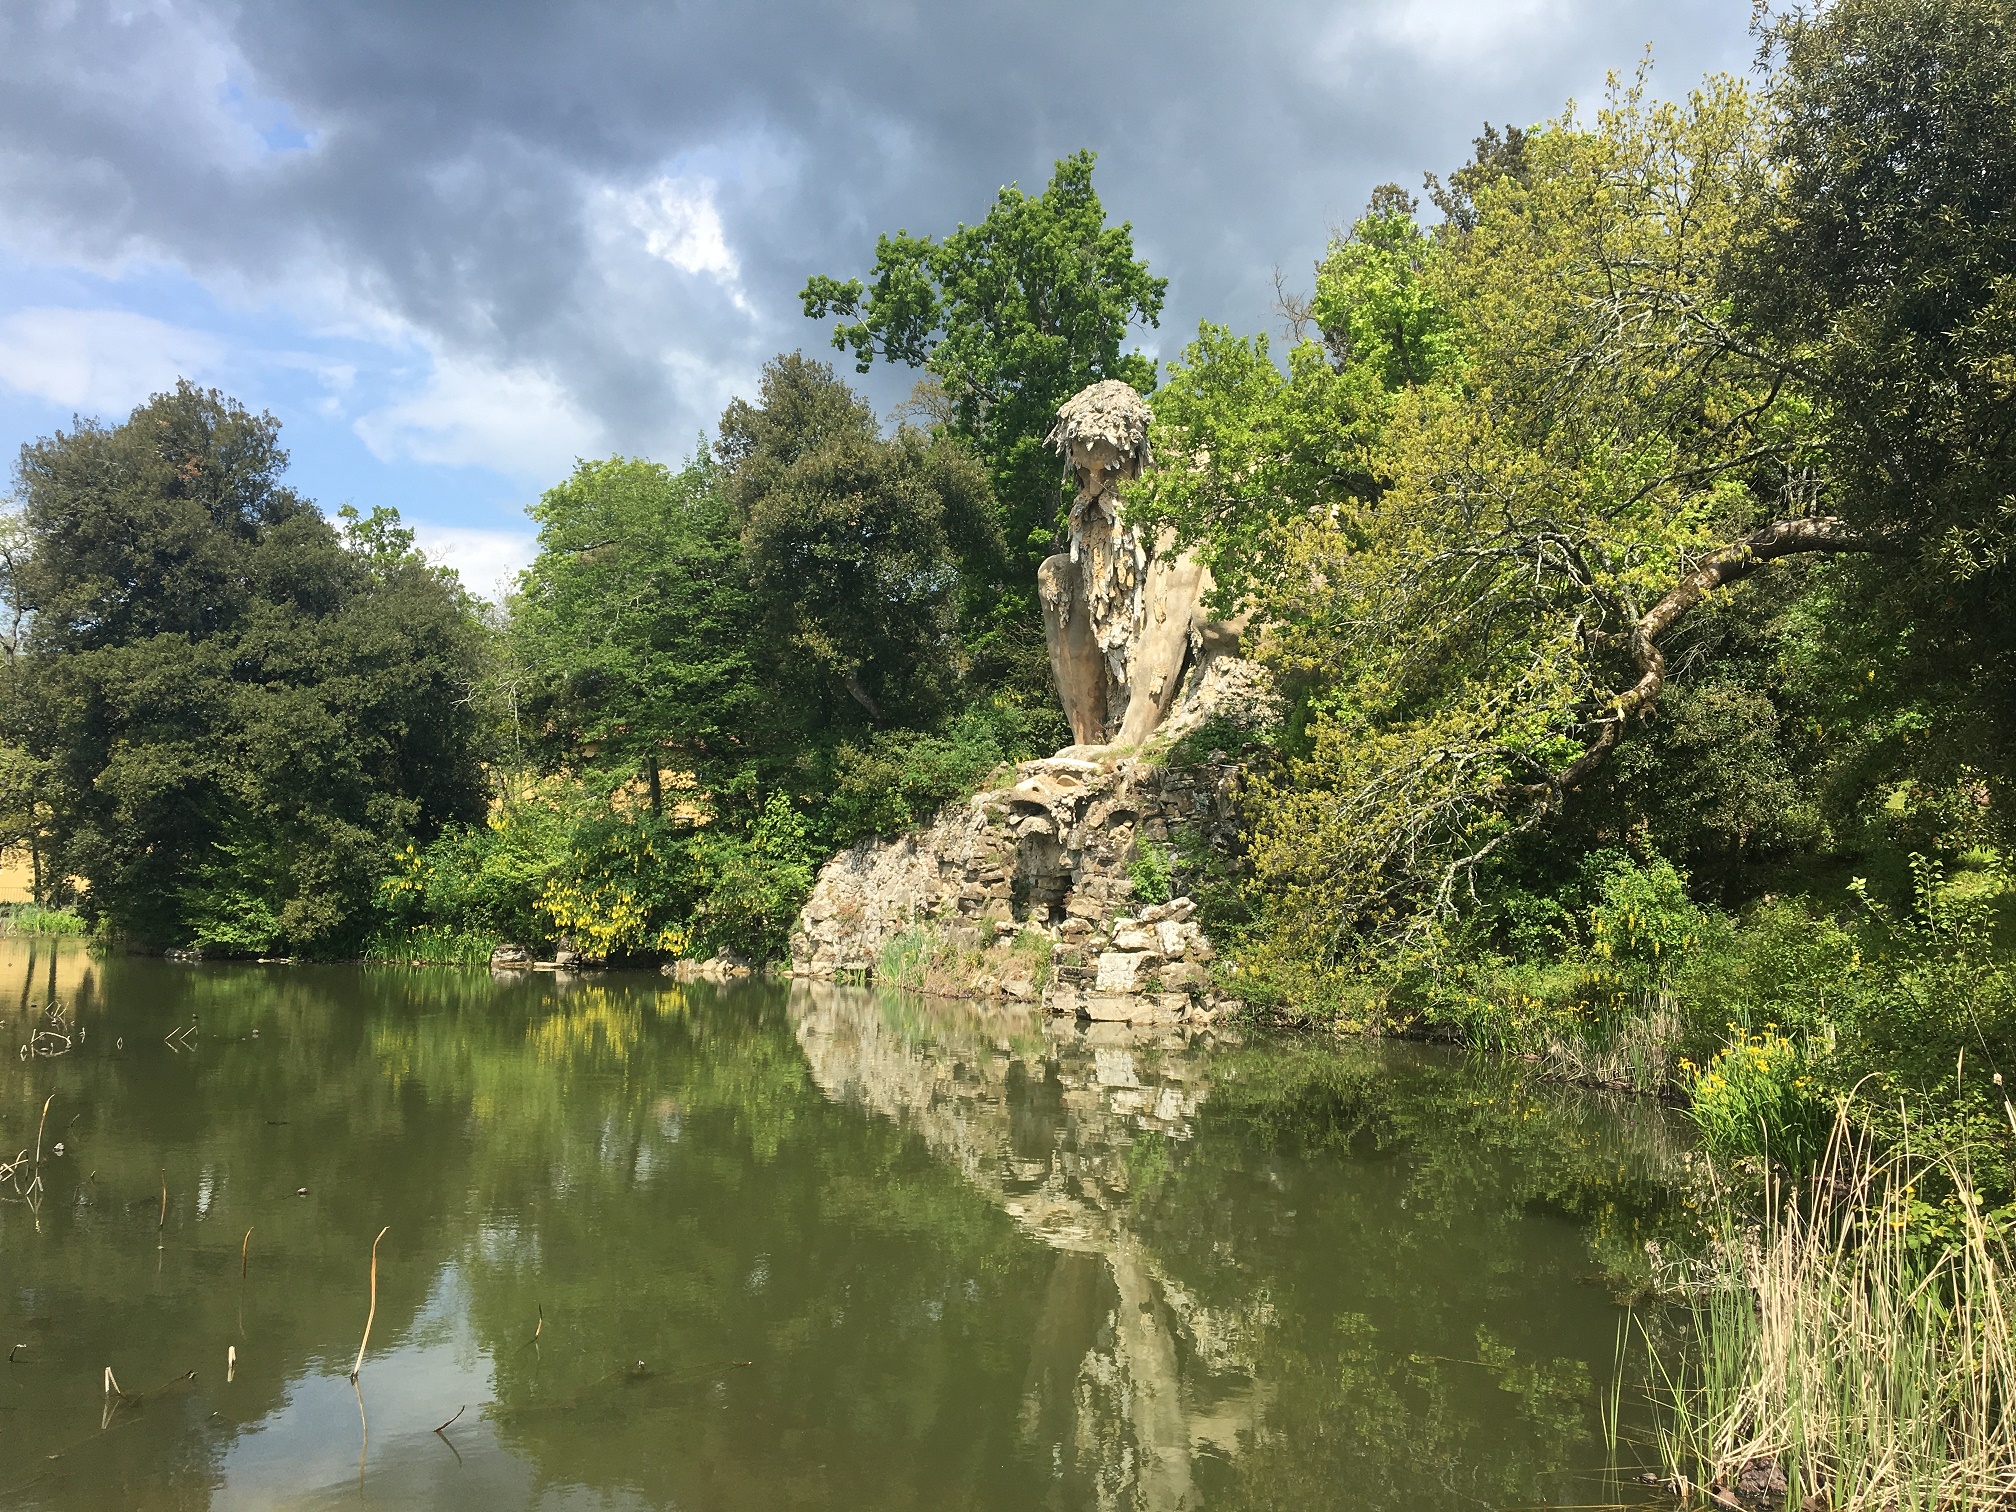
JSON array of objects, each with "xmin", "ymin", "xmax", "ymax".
[
  {"xmin": 349, "ymin": 1226, "xmax": 389, "ymax": 1381},
  {"xmin": 157, "ymin": 1170, "xmax": 166, "ymax": 1229},
  {"xmin": 240, "ymin": 1227, "xmax": 251, "ymax": 1277},
  {"xmin": 1654, "ymin": 1112, "xmax": 2016, "ymax": 1510}
]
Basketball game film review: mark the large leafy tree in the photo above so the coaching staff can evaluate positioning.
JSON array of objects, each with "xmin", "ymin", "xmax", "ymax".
[
  {"xmin": 1741, "ymin": 0, "xmax": 2016, "ymax": 817},
  {"xmin": 8, "ymin": 382, "xmax": 488, "ymax": 951},
  {"xmin": 1147, "ymin": 12, "xmax": 2016, "ymax": 973},
  {"xmin": 716, "ymin": 353, "xmax": 996, "ymax": 734},
  {"xmin": 1146, "ymin": 82, "xmax": 1884, "ymax": 967},
  {"xmin": 510, "ymin": 452, "xmax": 755, "ymax": 812},
  {"xmin": 802, "ymin": 151, "xmax": 1165, "ymax": 683}
]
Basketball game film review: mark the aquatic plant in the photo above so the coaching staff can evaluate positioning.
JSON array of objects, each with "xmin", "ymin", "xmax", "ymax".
[
  {"xmin": 1650, "ymin": 1115, "xmax": 2016, "ymax": 1510},
  {"xmin": 0, "ymin": 902, "xmax": 87, "ymax": 937},
  {"xmin": 1682, "ymin": 1027, "xmax": 1831, "ymax": 1170}
]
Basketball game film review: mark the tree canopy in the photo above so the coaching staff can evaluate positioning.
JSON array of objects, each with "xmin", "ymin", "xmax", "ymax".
[
  {"xmin": 1136, "ymin": 8, "xmax": 2016, "ymax": 981},
  {"xmin": 7, "ymin": 382, "xmax": 488, "ymax": 951}
]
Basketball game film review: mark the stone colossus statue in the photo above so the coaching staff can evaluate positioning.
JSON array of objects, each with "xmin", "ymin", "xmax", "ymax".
[{"xmin": 1038, "ymin": 380, "xmax": 1245, "ymax": 750}]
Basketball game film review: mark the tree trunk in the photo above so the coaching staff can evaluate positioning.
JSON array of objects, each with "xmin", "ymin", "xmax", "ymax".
[
  {"xmin": 841, "ymin": 671, "xmax": 884, "ymax": 724},
  {"xmin": 645, "ymin": 761, "xmax": 663, "ymax": 818}
]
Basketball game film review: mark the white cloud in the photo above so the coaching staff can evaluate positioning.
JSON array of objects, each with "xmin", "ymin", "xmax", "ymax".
[
  {"xmin": 0, "ymin": 306, "xmax": 221, "ymax": 414},
  {"xmin": 409, "ymin": 522, "xmax": 537, "ymax": 600},
  {"xmin": 1370, "ymin": 0, "xmax": 1570, "ymax": 55},
  {"xmin": 353, "ymin": 351, "xmax": 601, "ymax": 481},
  {"xmin": 625, "ymin": 175, "xmax": 739, "ymax": 280}
]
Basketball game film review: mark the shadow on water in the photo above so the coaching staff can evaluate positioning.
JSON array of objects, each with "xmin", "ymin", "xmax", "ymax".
[{"xmin": 0, "ymin": 940, "xmax": 1687, "ymax": 1509}]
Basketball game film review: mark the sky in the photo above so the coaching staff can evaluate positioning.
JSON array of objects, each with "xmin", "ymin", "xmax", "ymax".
[{"xmin": 0, "ymin": 0, "xmax": 1756, "ymax": 597}]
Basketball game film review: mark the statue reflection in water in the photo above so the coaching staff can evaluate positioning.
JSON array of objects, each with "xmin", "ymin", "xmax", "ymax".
[{"xmin": 790, "ymin": 982, "xmax": 1268, "ymax": 1511}]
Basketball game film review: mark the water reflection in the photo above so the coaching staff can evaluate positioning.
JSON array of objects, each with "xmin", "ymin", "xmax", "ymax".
[
  {"xmin": 792, "ymin": 986, "xmax": 1263, "ymax": 1510},
  {"xmin": 0, "ymin": 943, "xmax": 1683, "ymax": 1509}
]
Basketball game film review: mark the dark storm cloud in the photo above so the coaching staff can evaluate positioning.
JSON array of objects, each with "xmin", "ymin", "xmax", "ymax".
[{"xmin": 0, "ymin": 0, "xmax": 1755, "ymax": 455}]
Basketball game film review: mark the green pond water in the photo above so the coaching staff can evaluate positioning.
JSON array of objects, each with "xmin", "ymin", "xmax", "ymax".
[{"xmin": 0, "ymin": 938, "xmax": 1687, "ymax": 1510}]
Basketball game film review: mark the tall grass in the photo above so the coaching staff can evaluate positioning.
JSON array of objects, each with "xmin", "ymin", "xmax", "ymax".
[
  {"xmin": 0, "ymin": 902, "xmax": 88, "ymax": 937},
  {"xmin": 1651, "ymin": 1115, "xmax": 2016, "ymax": 1510},
  {"xmin": 361, "ymin": 924, "xmax": 499, "ymax": 966}
]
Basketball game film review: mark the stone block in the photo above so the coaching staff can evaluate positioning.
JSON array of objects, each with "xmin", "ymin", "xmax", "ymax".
[
  {"xmin": 1111, "ymin": 925, "xmax": 1158, "ymax": 953},
  {"xmin": 1082, "ymin": 994, "xmax": 1137, "ymax": 1022},
  {"xmin": 1095, "ymin": 951, "xmax": 1150, "ymax": 992},
  {"xmin": 1155, "ymin": 920, "xmax": 1189, "ymax": 958}
]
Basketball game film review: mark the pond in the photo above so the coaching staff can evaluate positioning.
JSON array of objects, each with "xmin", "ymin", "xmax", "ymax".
[{"xmin": 0, "ymin": 939, "xmax": 1687, "ymax": 1510}]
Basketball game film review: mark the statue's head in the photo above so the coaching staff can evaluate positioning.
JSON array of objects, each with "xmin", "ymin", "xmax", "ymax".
[{"xmin": 1045, "ymin": 380, "xmax": 1153, "ymax": 518}]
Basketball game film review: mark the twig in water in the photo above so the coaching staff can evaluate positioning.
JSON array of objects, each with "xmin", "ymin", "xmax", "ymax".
[
  {"xmin": 519, "ymin": 1305, "xmax": 543, "ymax": 1350},
  {"xmin": 349, "ymin": 1226, "xmax": 389, "ymax": 1381},
  {"xmin": 226, "ymin": 1344, "xmax": 236, "ymax": 1383},
  {"xmin": 354, "ymin": 1377, "xmax": 368, "ymax": 1487},
  {"xmin": 158, "ymin": 1169, "xmax": 166, "ymax": 1230},
  {"xmin": 433, "ymin": 1402, "xmax": 465, "ymax": 1466},
  {"xmin": 240, "ymin": 1226, "xmax": 251, "ymax": 1277},
  {"xmin": 102, "ymin": 1366, "xmax": 123, "ymax": 1397},
  {"xmin": 434, "ymin": 1404, "xmax": 465, "ymax": 1434}
]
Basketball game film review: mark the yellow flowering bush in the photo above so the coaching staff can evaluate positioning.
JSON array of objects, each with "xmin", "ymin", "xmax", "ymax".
[
  {"xmin": 534, "ymin": 875, "xmax": 690, "ymax": 959},
  {"xmin": 1685, "ymin": 1026, "xmax": 1830, "ymax": 1166}
]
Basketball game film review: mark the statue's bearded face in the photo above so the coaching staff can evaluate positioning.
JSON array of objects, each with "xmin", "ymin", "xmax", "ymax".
[{"xmin": 1069, "ymin": 437, "xmax": 1127, "ymax": 511}]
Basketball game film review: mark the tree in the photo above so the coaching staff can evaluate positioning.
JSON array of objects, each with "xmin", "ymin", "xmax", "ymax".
[
  {"xmin": 9, "ymin": 382, "xmax": 488, "ymax": 951},
  {"xmin": 1742, "ymin": 0, "xmax": 2016, "ymax": 815},
  {"xmin": 1159, "ymin": 81, "xmax": 1896, "ymax": 968},
  {"xmin": 802, "ymin": 151, "xmax": 1166, "ymax": 677},
  {"xmin": 716, "ymin": 353, "xmax": 996, "ymax": 733},
  {"xmin": 510, "ymin": 452, "xmax": 756, "ymax": 811}
]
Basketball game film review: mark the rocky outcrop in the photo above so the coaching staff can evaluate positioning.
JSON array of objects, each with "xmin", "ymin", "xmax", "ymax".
[{"xmin": 790, "ymin": 743, "xmax": 1258, "ymax": 1024}]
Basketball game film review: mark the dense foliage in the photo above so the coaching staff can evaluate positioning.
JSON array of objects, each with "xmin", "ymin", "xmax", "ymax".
[
  {"xmin": 1121, "ymin": 0, "xmax": 2016, "ymax": 1206},
  {"xmin": 3, "ymin": 383, "xmax": 487, "ymax": 953}
]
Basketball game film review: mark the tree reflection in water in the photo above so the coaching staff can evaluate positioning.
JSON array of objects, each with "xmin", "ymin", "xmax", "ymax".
[
  {"xmin": 789, "ymin": 982, "xmax": 1690, "ymax": 1511},
  {"xmin": 0, "ymin": 945, "xmax": 1685, "ymax": 1510}
]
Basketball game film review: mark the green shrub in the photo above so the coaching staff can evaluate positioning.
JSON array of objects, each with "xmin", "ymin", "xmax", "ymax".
[
  {"xmin": 689, "ymin": 793, "xmax": 815, "ymax": 963},
  {"xmin": 1128, "ymin": 838, "xmax": 1174, "ymax": 905},
  {"xmin": 823, "ymin": 702, "xmax": 1051, "ymax": 847},
  {"xmin": 1578, "ymin": 852, "xmax": 1712, "ymax": 1002},
  {"xmin": 383, "ymin": 794, "xmax": 578, "ymax": 946}
]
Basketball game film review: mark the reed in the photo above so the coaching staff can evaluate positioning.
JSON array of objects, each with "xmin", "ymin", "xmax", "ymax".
[
  {"xmin": 349, "ymin": 1226, "xmax": 389, "ymax": 1381},
  {"xmin": 1650, "ymin": 1114, "xmax": 2016, "ymax": 1510},
  {"xmin": 0, "ymin": 903, "xmax": 87, "ymax": 938}
]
